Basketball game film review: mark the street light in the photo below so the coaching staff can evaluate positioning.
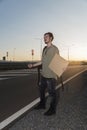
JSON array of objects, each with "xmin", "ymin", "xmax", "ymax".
[
  {"xmin": 6, "ymin": 51, "xmax": 8, "ymax": 60},
  {"xmin": 67, "ymin": 44, "xmax": 74, "ymax": 61},
  {"xmin": 34, "ymin": 38, "xmax": 43, "ymax": 59},
  {"xmin": 68, "ymin": 47, "xmax": 70, "ymax": 61},
  {"xmin": 13, "ymin": 48, "xmax": 16, "ymax": 61},
  {"xmin": 31, "ymin": 49, "xmax": 34, "ymax": 63},
  {"xmin": 59, "ymin": 41, "xmax": 74, "ymax": 61}
]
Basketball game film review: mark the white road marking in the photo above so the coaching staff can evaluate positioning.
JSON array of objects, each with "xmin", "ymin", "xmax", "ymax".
[
  {"xmin": 0, "ymin": 74, "xmax": 30, "ymax": 77},
  {"xmin": 0, "ymin": 74, "xmax": 29, "ymax": 81},
  {"xmin": 0, "ymin": 99, "xmax": 40, "ymax": 130},
  {"xmin": 0, "ymin": 78, "xmax": 9, "ymax": 81},
  {"xmin": 0, "ymin": 71, "xmax": 37, "ymax": 81},
  {"xmin": 0, "ymin": 69, "xmax": 37, "ymax": 74},
  {"xmin": 0, "ymin": 68, "xmax": 87, "ymax": 130},
  {"xmin": 56, "ymin": 68, "xmax": 87, "ymax": 89},
  {"xmin": 0, "ymin": 65, "xmax": 86, "ymax": 81}
]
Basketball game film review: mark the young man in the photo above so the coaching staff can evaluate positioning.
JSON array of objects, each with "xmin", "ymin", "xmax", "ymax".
[{"xmin": 28, "ymin": 32, "xmax": 60, "ymax": 116}]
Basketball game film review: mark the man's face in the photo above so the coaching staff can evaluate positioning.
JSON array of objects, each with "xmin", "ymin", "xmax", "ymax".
[{"xmin": 44, "ymin": 34, "xmax": 52, "ymax": 44}]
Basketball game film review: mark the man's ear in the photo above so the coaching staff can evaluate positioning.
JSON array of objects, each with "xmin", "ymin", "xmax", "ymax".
[{"xmin": 50, "ymin": 37, "xmax": 53, "ymax": 41}]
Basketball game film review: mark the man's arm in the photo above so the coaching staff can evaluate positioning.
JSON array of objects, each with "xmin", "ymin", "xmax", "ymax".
[
  {"xmin": 56, "ymin": 48, "xmax": 59, "ymax": 55},
  {"xmin": 28, "ymin": 61, "xmax": 42, "ymax": 68}
]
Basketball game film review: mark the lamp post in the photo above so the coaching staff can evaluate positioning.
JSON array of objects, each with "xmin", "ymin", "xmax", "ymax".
[
  {"xmin": 60, "ymin": 41, "xmax": 74, "ymax": 61},
  {"xmin": 67, "ymin": 47, "xmax": 69, "ymax": 61},
  {"xmin": 6, "ymin": 51, "xmax": 8, "ymax": 60},
  {"xmin": 13, "ymin": 48, "xmax": 16, "ymax": 61},
  {"xmin": 31, "ymin": 49, "xmax": 34, "ymax": 63},
  {"xmin": 34, "ymin": 38, "xmax": 43, "ymax": 59},
  {"xmin": 67, "ymin": 44, "xmax": 74, "ymax": 61}
]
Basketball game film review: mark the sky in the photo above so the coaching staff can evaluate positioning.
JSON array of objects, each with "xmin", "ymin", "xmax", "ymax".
[{"xmin": 0, "ymin": 0, "xmax": 87, "ymax": 61}]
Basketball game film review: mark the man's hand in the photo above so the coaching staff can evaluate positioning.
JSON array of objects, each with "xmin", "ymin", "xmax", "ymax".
[
  {"xmin": 28, "ymin": 64, "xmax": 33, "ymax": 68},
  {"xmin": 28, "ymin": 61, "xmax": 42, "ymax": 69}
]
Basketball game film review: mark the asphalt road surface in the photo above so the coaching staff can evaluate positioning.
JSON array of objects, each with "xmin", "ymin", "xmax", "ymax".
[{"xmin": 0, "ymin": 65, "xmax": 87, "ymax": 129}]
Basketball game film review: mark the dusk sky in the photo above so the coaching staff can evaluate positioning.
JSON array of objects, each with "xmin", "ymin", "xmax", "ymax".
[{"xmin": 0, "ymin": 0, "xmax": 87, "ymax": 61}]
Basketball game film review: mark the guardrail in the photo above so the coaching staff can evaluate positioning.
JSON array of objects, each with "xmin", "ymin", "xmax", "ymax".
[
  {"xmin": 0, "ymin": 61, "xmax": 39, "ymax": 70},
  {"xmin": 0, "ymin": 60, "xmax": 87, "ymax": 70}
]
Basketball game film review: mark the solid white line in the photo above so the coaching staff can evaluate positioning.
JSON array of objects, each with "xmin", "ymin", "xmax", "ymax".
[
  {"xmin": 0, "ymin": 74, "xmax": 34, "ymax": 81},
  {"xmin": 0, "ymin": 73, "xmax": 37, "ymax": 78},
  {"xmin": 0, "ymin": 71, "xmax": 37, "ymax": 74},
  {"xmin": 0, "ymin": 68, "xmax": 87, "ymax": 130},
  {"xmin": 0, "ymin": 98, "xmax": 40, "ymax": 130},
  {"xmin": 0, "ymin": 78, "xmax": 9, "ymax": 81},
  {"xmin": 0, "ymin": 74, "xmax": 29, "ymax": 77},
  {"xmin": 56, "ymin": 68, "xmax": 87, "ymax": 89}
]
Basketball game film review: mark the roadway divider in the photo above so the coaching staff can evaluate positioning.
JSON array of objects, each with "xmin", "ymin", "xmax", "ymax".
[{"xmin": 0, "ymin": 61, "xmax": 39, "ymax": 70}]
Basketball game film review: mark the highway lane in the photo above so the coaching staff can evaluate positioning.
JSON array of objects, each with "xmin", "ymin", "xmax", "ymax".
[
  {"xmin": 0, "ymin": 69, "xmax": 37, "ymax": 80},
  {"xmin": 0, "ymin": 65, "xmax": 87, "ymax": 127},
  {"xmin": 9, "ymin": 68, "xmax": 87, "ymax": 130},
  {"xmin": 0, "ymin": 65, "xmax": 86, "ymax": 80}
]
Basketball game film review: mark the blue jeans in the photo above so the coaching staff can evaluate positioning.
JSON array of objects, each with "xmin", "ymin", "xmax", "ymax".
[{"xmin": 39, "ymin": 76, "xmax": 60, "ymax": 110}]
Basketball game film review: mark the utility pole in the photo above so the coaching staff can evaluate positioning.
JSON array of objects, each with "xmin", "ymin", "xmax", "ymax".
[
  {"xmin": 31, "ymin": 49, "xmax": 34, "ymax": 63},
  {"xmin": 34, "ymin": 38, "xmax": 43, "ymax": 59},
  {"xmin": 6, "ymin": 51, "xmax": 8, "ymax": 60},
  {"xmin": 60, "ymin": 41, "xmax": 74, "ymax": 61},
  {"xmin": 13, "ymin": 48, "xmax": 16, "ymax": 61}
]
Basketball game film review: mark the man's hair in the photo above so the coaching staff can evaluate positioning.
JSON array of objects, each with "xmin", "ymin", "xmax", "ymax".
[{"xmin": 44, "ymin": 32, "xmax": 54, "ymax": 41}]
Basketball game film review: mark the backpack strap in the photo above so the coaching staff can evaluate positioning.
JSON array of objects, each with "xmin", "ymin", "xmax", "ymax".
[
  {"xmin": 57, "ymin": 76, "xmax": 64, "ymax": 91},
  {"xmin": 43, "ymin": 46, "xmax": 47, "ymax": 53},
  {"xmin": 60, "ymin": 76, "xmax": 64, "ymax": 91}
]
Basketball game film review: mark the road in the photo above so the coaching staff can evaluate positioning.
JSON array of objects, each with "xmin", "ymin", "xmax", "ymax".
[
  {"xmin": 9, "ymin": 69, "xmax": 87, "ymax": 130},
  {"xmin": 0, "ymin": 65, "xmax": 87, "ymax": 129}
]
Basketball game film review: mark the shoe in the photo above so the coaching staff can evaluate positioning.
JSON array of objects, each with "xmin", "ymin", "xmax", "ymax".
[
  {"xmin": 44, "ymin": 107, "xmax": 56, "ymax": 116},
  {"xmin": 34, "ymin": 103, "xmax": 46, "ymax": 110}
]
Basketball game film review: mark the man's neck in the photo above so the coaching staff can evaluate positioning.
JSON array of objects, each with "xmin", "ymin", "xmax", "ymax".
[{"xmin": 47, "ymin": 42, "xmax": 52, "ymax": 47}]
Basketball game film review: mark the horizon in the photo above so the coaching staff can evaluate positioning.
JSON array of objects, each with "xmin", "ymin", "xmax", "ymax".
[{"xmin": 0, "ymin": 0, "xmax": 87, "ymax": 61}]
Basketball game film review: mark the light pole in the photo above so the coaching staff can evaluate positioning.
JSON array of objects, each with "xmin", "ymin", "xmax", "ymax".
[
  {"xmin": 67, "ymin": 44, "xmax": 74, "ymax": 61},
  {"xmin": 6, "ymin": 51, "xmax": 8, "ymax": 61},
  {"xmin": 13, "ymin": 48, "xmax": 16, "ymax": 61},
  {"xmin": 60, "ymin": 41, "xmax": 74, "ymax": 61},
  {"xmin": 34, "ymin": 38, "xmax": 43, "ymax": 59},
  {"xmin": 31, "ymin": 49, "xmax": 34, "ymax": 63}
]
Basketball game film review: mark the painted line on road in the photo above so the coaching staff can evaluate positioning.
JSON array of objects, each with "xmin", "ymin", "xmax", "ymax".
[
  {"xmin": 0, "ymin": 74, "xmax": 35, "ymax": 81},
  {"xmin": 0, "ymin": 78, "xmax": 9, "ymax": 81},
  {"xmin": 56, "ymin": 68, "xmax": 87, "ymax": 89},
  {"xmin": 0, "ymin": 74, "xmax": 29, "ymax": 77},
  {"xmin": 0, "ymin": 68, "xmax": 87, "ymax": 130}
]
